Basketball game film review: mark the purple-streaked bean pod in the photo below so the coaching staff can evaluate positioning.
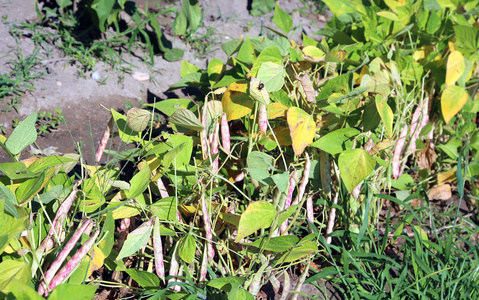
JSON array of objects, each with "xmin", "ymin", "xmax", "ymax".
[
  {"xmin": 306, "ymin": 195, "xmax": 314, "ymax": 231},
  {"xmin": 95, "ymin": 117, "xmax": 113, "ymax": 163},
  {"xmin": 38, "ymin": 219, "xmax": 92, "ymax": 296},
  {"xmin": 258, "ymin": 104, "xmax": 268, "ymax": 133},
  {"xmin": 156, "ymin": 178, "xmax": 169, "ymax": 199},
  {"xmin": 291, "ymin": 261, "xmax": 310, "ymax": 300},
  {"xmin": 168, "ymin": 244, "xmax": 180, "ymax": 291},
  {"xmin": 280, "ymin": 171, "xmax": 297, "ymax": 235},
  {"xmin": 220, "ymin": 112, "xmax": 230, "ymax": 153},
  {"xmin": 211, "ymin": 122, "xmax": 220, "ymax": 174},
  {"xmin": 153, "ymin": 217, "xmax": 165, "ymax": 283},
  {"xmin": 392, "ymin": 125, "xmax": 409, "ymax": 180},
  {"xmin": 292, "ymin": 152, "xmax": 310, "ymax": 206},
  {"xmin": 326, "ymin": 193, "xmax": 339, "ymax": 244},
  {"xmin": 279, "ymin": 272, "xmax": 291, "ymax": 300},
  {"xmin": 46, "ymin": 229, "xmax": 100, "ymax": 295},
  {"xmin": 40, "ymin": 184, "xmax": 82, "ymax": 250},
  {"xmin": 319, "ymin": 150, "xmax": 331, "ymax": 195},
  {"xmin": 201, "ymin": 194, "xmax": 215, "ymax": 260},
  {"xmin": 234, "ymin": 171, "xmax": 245, "ymax": 183},
  {"xmin": 266, "ymin": 265, "xmax": 281, "ymax": 293},
  {"xmin": 199, "ymin": 243, "xmax": 208, "ymax": 282},
  {"xmin": 201, "ymin": 103, "xmax": 209, "ymax": 161},
  {"xmin": 364, "ymin": 137, "xmax": 375, "ymax": 153}
]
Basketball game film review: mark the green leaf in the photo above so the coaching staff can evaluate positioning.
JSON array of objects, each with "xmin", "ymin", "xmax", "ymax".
[
  {"xmin": 221, "ymin": 36, "xmax": 243, "ymax": 57},
  {"xmin": 126, "ymin": 269, "xmax": 160, "ymax": 289},
  {"xmin": 250, "ymin": 0, "xmax": 275, "ymax": 16},
  {"xmin": 237, "ymin": 36, "xmax": 256, "ymax": 65},
  {"xmin": 47, "ymin": 283, "xmax": 98, "ymax": 300},
  {"xmin": 208, "ymin": 277, "xmax": 245, "ymax": 292},
  {"xmin": 208, "ymin": 59, "xmax": 225, "ymax": 86},
  {"xmin": 162, "ymin": 142, "xmax": 188, "ymax": 169},
  {"xmin": 55, "ymin": 0, "xmax": 73, "ymax": 9},
  {"xmin": 5, "ymin": 279, "xmax": 43, "ymax": 300},
  {"xmin": 0, "ymin": 259, "xmax": 31, "ymax": 295},
  {"xmin": 148, "ymin": 99, "xmax": 196, "ymax": 116},
  {"xmin": 174, "ymin": 0, "xmax": 201, "ymax": 36},
  {"xmin": 275, "ymin": 241, "xmax": 318, "ymax": 265},
  {"xmin": 236, "ymin": 201, "xmax": 276, "ymax": 242},
  {"xmin": 117, "ymin": 220, "xmax": 153, "ymax": 261},
  {"xmin": 126, "ymin": 165, "xmax": 151, "ymax": 199},
  {"xmin": 276, "ymin": 204, "xmax": 299, "ymax": 228},
  {"xmin": 257, "ymin": 62, "xmax": 285, "ymax": 93},
  {"xmin": 338, "ymin": 149, "xmax": 376, "ymax": 192},
  {"xmin": 250, "ymin": 47, "xmax": 282, "ymax": 77},
  {"xmin": 5, "ymin": 112, "xmax": 37, "ymax": 156},
  {"xmin": 178, "ymin": 234, "xmax": 196, "ymax": 263},
  {"xmin": 311, "ymin": 128, "xmax": 360, "ymax": 155},
  {"xmin": 228, "ymin": 288, "xmax": 255, "ymax": 300},
  {"xmin": 99, "ymin": 211, "xmax": 115, "ymax": 257},
  {"xmin": 169, "ymin": 109, "xmax": 204, "ymax": 131},
  {"xmin": 151, "ymin": 197, "xmax": 178, "ymax": 221},
  {"xmin": 0, "ymin": 201, "xmax": 28, "ymax": 254},
  {"xmin": 16, "ymin": 168, "xmax": 54, "ymax": 205},
  {"xmin": 0, "ymin": 162, "xmax": 36, "ymax": 180},
  {"xmin": 0, "ymin": 185, "xmax": 18, "ymax": 218},
  {"xmin": 27, "ymin": 156, "xmax": 77, "ymax": 174},
  {"xmin": 273, "ymin": 2, "xmax": 293, "ymax": 34},
  {"xmin": 90, "ymin": 0, "xmax": 116, "ymax": 32},
  {"xmin": 375, "ymin": 94, "xmax": 394, "ymax": 139},
  {"xmin": 244, "ymin": 235, "xmax": 299, "ymax": 252}
]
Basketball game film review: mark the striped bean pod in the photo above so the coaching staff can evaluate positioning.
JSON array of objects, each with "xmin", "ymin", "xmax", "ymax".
[
  {"xmin": 153, "ymin": 217, "xmax": 165, "ymax": 282},
  {"xmin": 38, "ymin": 219, "xmax": 92, "ymax": 296},
  {"xmin": 95, "ymin": 117, "xmax": 113, "ymax": 163},
  {"xmin": 46, "ymin": 229, "xmax": 100, "ymax": 295},
  {"xmin": 220, "ymin": 112, "xmax": 230, "ymax": 153}
]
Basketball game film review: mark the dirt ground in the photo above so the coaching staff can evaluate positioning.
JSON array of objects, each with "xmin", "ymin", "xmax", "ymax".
[
  {"xmin": 0, "ymin": 0, "xmax": 328, "ymax": 165},
  {"xmin": 0, "ymin": 0, "xmax": 338, "ymax": 298}
]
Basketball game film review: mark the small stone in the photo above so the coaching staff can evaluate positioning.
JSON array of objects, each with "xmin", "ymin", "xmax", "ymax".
[
  {"xmin": 91, "ymin": 71, "xmax": 101, "ymax": 81},
  {"xmin": 132, "ymin": 71, "xmax": 150, "ymax": 81}
]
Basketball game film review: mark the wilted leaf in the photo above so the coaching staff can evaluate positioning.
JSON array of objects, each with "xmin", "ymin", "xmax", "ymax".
[
  {"xmin": 169, "ymin": 109, "xmax": 204, "ymax": 131},
  {"xmin": 416, "ymin": 142, "xmax": 437, "ymax": 170},
  {"xmin": 287, "ymin": 107, "xmax": 316, "ymax": 156},
  {"xmin": 127, "ymin": 108, "xmax": 151, "ymax": 132},
  {"xmin": 428, "ymin": 184, "xmax": 452, "ymax": 200},
  {"xmin": 86, "ymin": 246, "xmax": 105, "ymax": 276}
]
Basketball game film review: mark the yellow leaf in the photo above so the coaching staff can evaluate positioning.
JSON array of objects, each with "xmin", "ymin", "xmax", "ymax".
[
  {"xmin": 270, "ymin": 126, "xmax": 292, "ymax": 146},
  {"xmin": 267, "ymin": 103, "xmax": 288, "ymax": 119},
  {"xmin": 441, "ymin": 85, "xmax": 468, "ymax": 123},
  {"xmin": 287, "ymin": 107, "xmax": 316, "ymax": 156},
  {"xmin": 302, "ymin": 46, "xmax": 325, "ymax": 60},
  {"xmin": 437, "ymin": 167, "xmax": 457, "ymax": 186},
  {"xmin": 221, "ymin": 81, "xmax": 254, "ymax": 121},
  {"xmin": 86, "ymin": 246, "xmax": 105, "ymax": 277},
  {"xmin": 446, "ymin": 50, "xmax": 465, "ymax": 87},
  {"xmin": 375, "ymin": 95, "xmax": 394, "ymax": 139}
]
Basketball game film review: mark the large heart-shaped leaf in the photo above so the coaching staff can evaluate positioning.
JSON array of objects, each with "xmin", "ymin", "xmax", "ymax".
[{"xmin": 338, "ymin": 149, "xmax": 376, "ymax": 192}]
